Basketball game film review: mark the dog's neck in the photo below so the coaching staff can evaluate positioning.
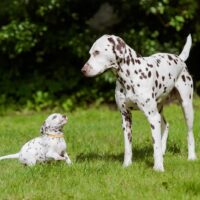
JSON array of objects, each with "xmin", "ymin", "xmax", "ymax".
[
  {"xmin": 43, "ymin": 128, "xmax": 64, "ymax": 138},
  {"xmin": 46, "ymin": 133, "xmax": 64, "ymax": 138},
  {"xmin": 113, "ymin": 48, "xmax": 140, "ymax": 83}
]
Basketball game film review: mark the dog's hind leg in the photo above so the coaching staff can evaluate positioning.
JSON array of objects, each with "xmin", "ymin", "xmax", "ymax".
[
  {"xmin": 175, "ymin": 68, "xmax": 196, "ymax": 160},
  {"xmin": 158, "ymin": 106, "xmax": 169, "ymax": 155}
]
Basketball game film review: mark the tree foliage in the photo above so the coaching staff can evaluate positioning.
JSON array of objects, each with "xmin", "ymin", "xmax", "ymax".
[{"xmin": 0, "ymin": 0, "xmax": 199, "ymax": 111}]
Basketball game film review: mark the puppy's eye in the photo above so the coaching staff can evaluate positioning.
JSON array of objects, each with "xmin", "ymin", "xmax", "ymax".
[
  {"xmin": 93, "ymin": 50, "xmax": 100, "ymax": 56},
  {"xmin": 52, "ymin": 115, "xmax": 57, "ymax": 120}
]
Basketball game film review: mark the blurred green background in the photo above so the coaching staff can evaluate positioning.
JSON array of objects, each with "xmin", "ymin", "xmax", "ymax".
[{"xmin": 0, "ymin": 0, "xmax": 200, "ymax": 112}]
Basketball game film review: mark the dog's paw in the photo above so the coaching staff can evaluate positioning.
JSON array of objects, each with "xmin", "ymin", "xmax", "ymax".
[
  {"xmin": 188, "ymin": 154, "xmax": 197, "ymax": 160},
  {"xmin": 123, "ymin": 160, "xmax": 132, "ymax": 168},
  {"xmin": 65, "ymin": 159, "xmax": 72, "ymax": 165},
  {"xmin": 153, "ymin": 164, "xmax": 164, "ymax": 172}
]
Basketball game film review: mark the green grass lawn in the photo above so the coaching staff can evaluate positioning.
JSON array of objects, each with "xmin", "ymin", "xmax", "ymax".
[{"xmin": 0, "ymin": 100, "xmax": 200, "ymax": 200}]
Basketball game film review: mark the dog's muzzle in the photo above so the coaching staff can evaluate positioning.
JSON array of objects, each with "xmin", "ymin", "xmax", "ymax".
[{"xmin": 81, "ymin": 63, "xmax": 91, "ymax": 76}]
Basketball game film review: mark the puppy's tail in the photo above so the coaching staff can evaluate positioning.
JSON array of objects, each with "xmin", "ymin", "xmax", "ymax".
[
  {"xmin": 179, "ymin": 34, "xmax": 192, "ymax": 62},
  {"xmin": 0, "ymin": 153, "xmax": 19, "ymax": 160}
]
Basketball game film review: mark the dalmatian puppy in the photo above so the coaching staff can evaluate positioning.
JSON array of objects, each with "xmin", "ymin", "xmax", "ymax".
[
  {"xmin": 81, "ymin": 34, "xmax": 196, "ymax": 171},
  {"xmin": 0, "ymin": 113, "xmax": 72, "ymax": 166}
]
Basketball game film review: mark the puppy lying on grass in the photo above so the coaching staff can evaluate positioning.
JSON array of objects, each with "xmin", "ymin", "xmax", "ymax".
[{"xmin": 0, "ymin": 113, "xmax": 72, "ymax": 166}]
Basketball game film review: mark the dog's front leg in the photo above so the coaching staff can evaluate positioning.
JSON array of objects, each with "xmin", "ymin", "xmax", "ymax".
[
  {"xmin": 115, "ymin": 82, "xmax": 132, "ymax": 167},
  {"xmin": 64, "ymin": 152, "xmax": 72, "ymax": 165},
  {"xmin": 121, "ymin": 109, "xmax": 132, "ymax": 167},
  {"xmin": 46, "ymin": 151, "xmax": 66, "ymax": 161},
  {"xmin": 146, "ymin": 111, "xmax": 164, "ymax": 172}
]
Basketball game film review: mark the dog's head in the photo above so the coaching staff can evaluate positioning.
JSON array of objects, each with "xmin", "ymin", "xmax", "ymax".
[
  {"xmin": 81, "ymin": 35, "xmax": 127, "ymax": 77},
  {"xmin": 40, "ymin": 113, "xmax": 68, "ymax": 135}
]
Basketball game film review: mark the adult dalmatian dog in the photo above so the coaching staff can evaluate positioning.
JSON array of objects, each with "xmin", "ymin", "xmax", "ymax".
[
  {"xmin": 0, "ymin": 113, "xmax": 72, "ymax": 166},
  {"xmin": 81, "ymin": 34, "xmax": 196, "ymax": 171}
]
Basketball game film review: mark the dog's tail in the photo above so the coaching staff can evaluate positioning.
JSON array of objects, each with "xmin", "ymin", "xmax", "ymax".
[
  {"xmin": 0, "ymin": 153, "xmax": 19, "ymax": 160},
  {"xmin": 179, "ymin": 34, "xmax": 192, "ymax": 61}
]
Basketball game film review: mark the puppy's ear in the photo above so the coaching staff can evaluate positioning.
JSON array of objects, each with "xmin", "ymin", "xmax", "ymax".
[{"xmin": 40, "ymin": 121, "xmax": 47, "ymax": 135}]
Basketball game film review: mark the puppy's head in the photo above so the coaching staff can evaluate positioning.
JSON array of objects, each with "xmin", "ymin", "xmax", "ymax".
[
  {"xmin": 40, "ymin": 113, "xmax": 68, "ymax": 135},
  {"xmin": 81, "ymin": 34, "xmax": 126, "ymax": 77}
]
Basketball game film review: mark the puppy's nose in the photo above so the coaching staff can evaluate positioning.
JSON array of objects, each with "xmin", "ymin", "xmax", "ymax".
[{"xmin": 63, "ymin": 115, "xmax": 67, "ymax": 120}]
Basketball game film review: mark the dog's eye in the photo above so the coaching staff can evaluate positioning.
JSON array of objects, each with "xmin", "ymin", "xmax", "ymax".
[
  {"xmin": 93, "ymin": 50, "xmax": 100, "ymax": 56},
  {"xmin": 52, "ymin": 115, "xmax": 57, "ymax": 120}
]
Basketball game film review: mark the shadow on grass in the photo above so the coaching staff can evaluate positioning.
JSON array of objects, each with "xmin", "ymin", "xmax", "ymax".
[
  {"xmin": 76, "ymin": 145, "xmax": 153, "ymax": 166},
  {"xmin": 76, "ymin": 142, "xmax": 181, "ymax": 167}
]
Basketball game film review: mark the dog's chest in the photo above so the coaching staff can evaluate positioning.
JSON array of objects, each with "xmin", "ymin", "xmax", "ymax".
[{"xmin": 46, "ymin": 138, "xmax": 66, "ymax": 154}]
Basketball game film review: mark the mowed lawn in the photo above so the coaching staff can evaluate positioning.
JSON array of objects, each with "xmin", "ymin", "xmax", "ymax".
[{"xmin": 0, "ymin": 100, "xmax": 200, "ymax": 200}]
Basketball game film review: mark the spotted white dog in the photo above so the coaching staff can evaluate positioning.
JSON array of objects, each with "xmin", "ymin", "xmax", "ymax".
[
  {"xmin": 81, "ymin": 34, "xmax": 196, "ymax": 171},
  {"xmin": 0, "ymin": 113, "xmax": 72, "ymax": 166}
]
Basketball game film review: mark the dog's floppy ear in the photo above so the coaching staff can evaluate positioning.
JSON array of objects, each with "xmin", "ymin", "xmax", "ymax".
[
  {"xmin": 40, "ymin": 121, "xmax": 47, "ymax": 135},
  {"xmin": 107, "ymin": 36, "xmax": 126, "ymax": 65}
]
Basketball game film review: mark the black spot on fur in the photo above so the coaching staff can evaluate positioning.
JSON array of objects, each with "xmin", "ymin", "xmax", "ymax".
[
  {"xmin": 141, "ymin": 72, "xmax": 147, "ymax": 79},
  {"xmin": 182, "ymin": 75, "xmax": 186, "ymax": 82},
  {"xmin": 155, "ymin": 80, "xmax": 158, "ymax": 87},
  {"xmin": 52, "ymin": 115, "xmax": 57, "ymax": 120},
  {"xmin": 147, "ymin": 63, "xmax": 153, "ymax": 68},
  {"xmin": 128, "ymin": 132, "xmax": 132, "ymax": 142},
  {"xmin": 135, "ymin": 59, "xmax": 141, "ymax": 64},
  {"xmin": 186, "ymin": 76, "xmax": 191, "ymax": 81},
  {"xmin": 168, "ymin": 55, "xmax": 173, "ymax": 60},
  {"xmin": 151, "ymin": 124, "xmax": 155, "ymax": 129},
  {"xmin": 156, "ymin": 71, "xmax": 159, "ymax": 78},
  {"xmin": 131, "ymin": 86, "xmax": 135, "ymax": 93},
  {"xmin": 156, "ymin": 59, "xmax": 161, "ymax": 67},
  {"xmin": 126, "ymin": 69, "xmax": 130, "ymax": 76},
  {"xmin": 126, "ymin": 56, "xmax": 130, "ymax": 65}
]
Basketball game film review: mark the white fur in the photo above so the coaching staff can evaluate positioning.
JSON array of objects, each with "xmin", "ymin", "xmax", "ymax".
[
  {"xmin": 0, "ymin": 113, "xmax": 72, "ymax": 166},
  {"xmin": 179, "ymin": 34, "xmax": 192, "ymax": 61},
  {"xmin": 82, "ymin": 34, "xmax": 196, "ymax": 171}
]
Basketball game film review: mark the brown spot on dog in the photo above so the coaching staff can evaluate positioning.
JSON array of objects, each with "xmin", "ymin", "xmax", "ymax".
[
  {"xmin": 156, "ymin": 71, "xmax": 159, "ymax": 78},
  {"xmin": 131, "ymin": 86, "xmax": 135, "ymax": 93},
  {"xmin": 126, "ymin": 56, "xmax": 130, "ymax": 65},
  {"xmin": 151, "ymin": 124, "xmax": 155, "ymax": 129},
  {"xmin": 174, "ymin": 59, "xmax": 178, "ymax": 64},
  {"xmin": 135, "ymin": 59, "xmax": 141, "ymax": 64},
  {"xmin": 148, "ymin": 71, "xmax": 151, "ymax": 78},
  {"xmin": 168, "ymin": 55, "xmax": 173, "ymax": 60},
  {"xmin": 126, "ymin": 69, "xmax": 130, "ymax": 76},
  {"xmin": 128, "ymin": 132, "xmax": 132, "ymax": 142},
  {"xmin": 182, "ymin": 75, "xmax": 186, "ymax": 82},
  {"xmin": 141, "ymin": 72, "xmax": 147, "ymax": 79},
  {"xmin": 155, "ymin": 80, "xmax": 158, "ymax": 87},
  {"xmin": 147, "ymin": 63, "xmax": 153, "ymax": 68},
  {"xmin": 116, "ymin": 37, "xmax": 126, "ymax": 54},
  {"xmin": 108, "ymin": 37, "xmax": 115, "ymax": 45}
]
